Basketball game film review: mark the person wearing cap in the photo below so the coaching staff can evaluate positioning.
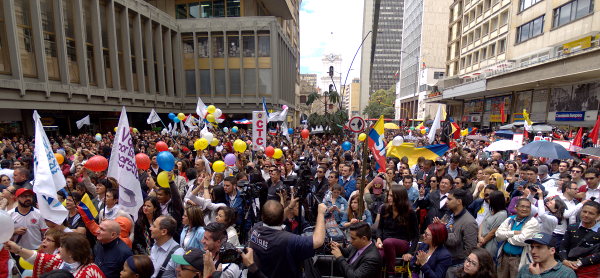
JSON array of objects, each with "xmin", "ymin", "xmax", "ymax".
[
  {"xmin": 516, "ymin": 232, "xmax": 576, "ymax": 278},
  {"xmin": 171, "ymin": 248, "xmax": 205, "ymax": 278},
  {"xmin": 9, "ymin": 188, "xmax": 47, "ymax": 250}
]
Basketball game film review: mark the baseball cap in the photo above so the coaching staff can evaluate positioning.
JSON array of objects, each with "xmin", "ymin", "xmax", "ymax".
[
  {"xmin": 372, "ymin": 177, "xmax": 384, "ymax": 195},
  {"xmin": 171, "ymin": 248, "xmax": 204, "ymax": 271},
  {"xmin": 525, "ymin": 232, "xmax": 556, "ymax": 247},
  {"xmin": 15, "ymin": 188, "xmax": 34, "ymax": 198}
]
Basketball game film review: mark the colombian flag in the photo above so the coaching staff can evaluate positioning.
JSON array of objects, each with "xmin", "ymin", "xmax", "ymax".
[
  {"xmin": 79, "ymin": 193, "xmax": 98, "ymax": 220},
  {"xmin": 368, "ymin": 116, "xmax": 387, "ymax": 172},
  {"xmin": 451, "ymin": 122, "xmax": 460, "ymax": 139},
  {"xmin": 387, "ymin": 143, "xmax": 449, "ymax": 167}
]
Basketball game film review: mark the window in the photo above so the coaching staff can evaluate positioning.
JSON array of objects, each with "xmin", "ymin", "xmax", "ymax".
[
  {"xmin": 553, "ymin": 0, "xmax": 594, "ymax": 28},
  {"xmin": 473, "ymin": 50, "xmax": 479, "ymax": 63},
  {"xmin": 242, "ymin": 33, "xmax": 255, "ymax": 57},
  {"xmin": 41, "ymin": 0, "xmax": 59, "ymax": 80},
  {"xmin": 490, "ymin": 17, "xmax": 498, "ymax": 31},
  {"xmin": 214, "ymin": 69, "xmax": 225, "ymax": 94},
  {"xmin": 200, "ymin": 69, "xmax": 211, "ymax": 95},
  {"xmin": 227, "ymin": 34, "xmax": 240, "ymax": 57},
  {"xmin": 244, "ymin": 68, "xmax": 256, "ymax": 93},
  {"xmin": 516, "ymin": 15, "xmax": 544, "ymax": 43},
  {"xmin": 500, "ymin": 11, "xmax": 509, "ymax": 26},
  {"xmin": 519, "ymin": 0, "xmax": 543, "ymax": 12},
  {"xmin": 434, "ymin": 71, "xmax": 444, "ymax": 79},
  {"xmin": 176, "ymin": 4, "xmax": 188, "ymax": 19},
  {"xmin": 258, "ymin": 33, "xmax": 270, "ymax": 57},
  {"xmin": 498, "ymin": 38, "xmax": 506, "ymax": 53},
  {"xmin": 185, "ymin": 70, "xmax": 196, "ymax": 96},
  {"xmin": 212, "ymin": 34, "xmax": 224, "ymax": 57},
  {"xmin": 230, "ymin": 69, "xmax": 241, "ymax": 95},
  {"xmin": 481, "ymin": 47, "xmax": 487, "ymax": 60},
  {"xmin": 198, "ymin": 35, "xmax": 209, "ymax": 58},
  {"xmin": 482, "ymin": 22, "xmax": 489, "ymax": 36},
  {"xmin": 489, "ymin": 43, "xmax": 496, "ymax": 56},
  {"xmin": 474, "ymin": 28, "xmax": 481, "ymax": 40},
  {"xmin": 258, "ymin": 69, "xmax": 271, "ymax": 95},
  {"xmin": 460, "ymin": 57, "xmax": 466, "ymax": 68},
  {"xmin": 0, "ymin": 0, "xmax": 11, "ymax": 74},
  {"xmin": 175, "ymin": 0, "xmax": 240, "ymax": 18},
  {"xmin": 15, "ymin": 0, "xmax": 37, "ymax": 77}
]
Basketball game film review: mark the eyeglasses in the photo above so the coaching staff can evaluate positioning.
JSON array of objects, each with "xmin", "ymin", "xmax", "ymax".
[
  {"xmin": 584, "ymin": 177, "xmax": 596, "ymax": 181},
  {"xmin": 464, "ymin": 257, "xmax": 478, "ymax": 267}
]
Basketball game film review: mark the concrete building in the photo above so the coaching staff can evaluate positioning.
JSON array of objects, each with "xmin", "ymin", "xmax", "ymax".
[
  {"xmin": 0, "ymin": 0, "xmax": 299, "ymax": 135},
  {"xmin": 360, "ymin": 0, "xmax": 405, "ymax": 116},
  {"xmin": 349, "ymin": 78, "xmax": 361, "ymax": 116},
  {"xmin": 298, "ymin": 73, "xmax": 318, "ymax": 114},
  {"xmin": 397, "ymin": 0, "xmax": 452, "ymax": 121},
  {"xmin": 441, "ymin": 0, "xmax": 600, "ymax": 129}
]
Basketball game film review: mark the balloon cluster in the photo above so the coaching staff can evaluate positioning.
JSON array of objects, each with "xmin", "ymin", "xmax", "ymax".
[
  {"xmin": 168, "ymin": 112, "xmax": 188, "ymax": 123},
  {"xmin": 113, "ymin": 127, "xmax": 139, "ymax": 133},
  {"xmin": 265, "ymin": 146, "xmax": 283, "ymax": 159}
]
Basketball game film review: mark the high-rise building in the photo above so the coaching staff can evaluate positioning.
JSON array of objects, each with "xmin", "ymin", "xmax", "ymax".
[
  {"xmin": 359, "ymin": 0, "xmax": 404, "ymax": 115},
  {"xmin": 0, "ymin": 0, "xmax": 299, "ymax": 135},
  {"xmin": 441, "ymin": 0, "xmax": 600, "ymax": 128},
  {"xmin": 397, "ymin": 0, "xmax": 452, "ymax": 121},
  {"xmin": 349, "ymin": 78, "xmax": 361, "ymax": 116}
]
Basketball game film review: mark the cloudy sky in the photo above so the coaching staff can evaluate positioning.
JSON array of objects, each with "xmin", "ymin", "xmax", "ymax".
[{"xmin": 299, "ymin": 0, "xmax": 364, "ymax": 82}]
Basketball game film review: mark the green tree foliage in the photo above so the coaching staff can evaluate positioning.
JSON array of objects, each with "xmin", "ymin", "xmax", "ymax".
[
  {"xmin": 305, "ymin": 91, "xmax": 348, "ymax": 134},
  {"xmin": 362, "ymin": 87, "xmax": 395, "ymax": 119}
]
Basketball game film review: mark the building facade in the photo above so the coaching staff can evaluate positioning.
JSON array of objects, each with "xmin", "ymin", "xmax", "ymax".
[
  {"xmin": 0, "ymin": 0, "xmax": 299, "ymax": 135},
  {"xmin": 349, "ymin": 78, "xmax": 361, "ymax": 116},
  {"xmin": 441, "ymin": 0, "xmax": 600, "ymax": 129}
]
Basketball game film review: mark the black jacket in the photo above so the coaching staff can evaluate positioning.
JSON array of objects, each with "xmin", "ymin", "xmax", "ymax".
[
  {"xmin": 467, "ymin": 198, "xmax": 485, "ymax": 219},
  {"xmin": 334, "ymin": 242, "xmax": 382, "ymax": 278},
  {"xmin": 94, "ymin": 238, "xmax": 133, "ymax": 278},
  {"xmin": 425, "ymin": 190, "xmax": 451, "ymax": 228}
]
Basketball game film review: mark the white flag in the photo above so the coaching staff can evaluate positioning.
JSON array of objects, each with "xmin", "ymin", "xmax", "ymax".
[
  {"xmin": 168, "ymin": 123, "xmax": 173, "ymax": 134},
  {"xmin": 280, "ymin": 107, "xmax": 290, "ymax": 141},
  {"xmin": 108, "ymin": 107, "xmax": 143, "ymax": 220},
  {"xmin": 185, "ymin": 115, "xmax": 198, "ymax": 131},
  {"xmin": 147, "ymin": 109, "xmax": 161, "ymax": 124},
  {"xmin": 33, "ymin": 111, "xmax": 68, "ymax": 225},
  {"xmin": 76, "ymin": 115, "xmax": 90, "ymax": 129},
  {"xmin": 427, "ymin": 105, "xmax": 442, "ymax": 144},
  {"xmin": 196, "ymin": 98, "xmax": 208, "ymax": 120},
  {"xmin": 180, "ymin": 120, "xmax": 187, "ymax": 136}
]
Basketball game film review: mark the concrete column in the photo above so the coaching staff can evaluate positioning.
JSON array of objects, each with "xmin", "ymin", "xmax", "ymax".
[
  {"xmin": 253, "ymin": 30, "xmax": 258, "ymax": 99},
  {"xmin": 4, "ymin": 0, "xmax": 23, "ymax": 79},
  {"xmin": 29, "ymin": 0, "xmax": 48, "ymax": 82},
  {"xmin": 155, "ymin": 24, "xmax": 165, "ymax": 95},
  {"xmin": 209, "ymin": 32, "xmax": 215, "ymax": 98},
  {"xmin": 72, "ymin": 0, "xmax": 87, "ymax": 86},
  {"xmin": 270, "ymin": 25, "xmax": 278, "ymax": 104},
  {"xmin": 224, "ymin": 32, "xmax": 229, "ymax": 103},
  {"xmin": 132, "ymin": 13, "xmax": 145, "ymax": 93},
  {"xmin": 53, "ymin": 0, "xmax": 68, "ymax": 84},
  {"xmin": 90, "ymin": 0, "xmax": 105, "ymax": 88},
  {"xmin": 163, "ymin": 29, "xmax": 174, "ymax": 97},
  {"xmin": 144, "ymin": 19, "xmax": 156, "ymax": 94},
  {"xmin": 193, "ymin": 32, "xmax": 200, "ymax": 97},
  {"xmin": 120, "ymin": 8, "xmax": 133, "ymax": 92},
  {"xmin": 172, "ymin": 31, "xmax": 184, "ymax": 98},
  {"xmin": 106, "ymin": 1, "xmax": 120, "ymax": 91}
]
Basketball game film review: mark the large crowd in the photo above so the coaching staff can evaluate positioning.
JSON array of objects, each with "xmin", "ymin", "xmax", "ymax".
[{"xmin": 0, "ymin": 125, "xmax": 599, "ymax": 278}]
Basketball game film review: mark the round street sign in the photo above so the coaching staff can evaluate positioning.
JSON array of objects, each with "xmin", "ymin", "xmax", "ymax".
[{"xmin": 348, "ymin": 116, "xmax": 366, "ymax": 133}]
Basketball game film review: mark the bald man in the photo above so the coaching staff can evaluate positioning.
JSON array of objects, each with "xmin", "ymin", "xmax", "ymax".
[{"xmin": 94, "ymin": 220, "xmax": 133, "ymax": 278}]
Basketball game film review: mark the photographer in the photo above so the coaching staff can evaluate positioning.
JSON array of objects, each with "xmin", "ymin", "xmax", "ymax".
[
  {"xmin": 248, "ymin": 200, "xmax": 327, "ymax": 278},
  {"xmin": 200, "ymin": 222, "xmax": 242, "ymax": 278}
]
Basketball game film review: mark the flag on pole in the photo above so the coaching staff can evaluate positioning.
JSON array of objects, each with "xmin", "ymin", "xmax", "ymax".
[
  {"xmin": 147, "ymin": 109, "xmax": 161, "ymax": 124},
  {"xmin": 572, "ymin": 127, "xmax": 584, "ymax": 148},
  {"xmin": 589, "ymin": 116, "xmax": 600, "ymax": 146},
  {"xmin": 427, "ymin": 105, "xmax": 443, "ymax": 144},
  {"xmin": 168, "ymin": 123, "xmax": 173, "ymax": 135},
  {"xmin": 523, "ymin": 109, "xmax": 532, "ymax": 138},
  {"xmin": 280, "ymin": 107, "xmax": 290, "ymax": 141},
  {"xmin": 76, "ymin": 115, "xmax": 90, "ymax": 129},
  {"xmin": 33, "ymin": 111, "xmax": 68, "ymax": 225},
  {"xmin": 262, "ymin": 97, "xmax": 270, "ymax": 118},
  {"xmin": 367, "ymin": 116, "xmax": 387, "ymax": 172},
  {"xmin": 179, "ymin": 120, "xmax": 187, "ymax": 136},
  {"xmin": 196, "ymin": 98, "xmax": 208, "ymax": 120},
  {"xmin": 499, "ymin": 102, "xmax": 506, "ymax": 123},
  {"xmin": 185, "ymin": 114, "xmax": 198, "ymax": 131},
  {"xmin": 108, "ymin": 107, "xmax": 143, "ymax": 220}
]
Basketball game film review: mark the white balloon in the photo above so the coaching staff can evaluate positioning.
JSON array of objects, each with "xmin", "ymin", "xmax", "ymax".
[
  {"xmin": 161, "ymin": 128, "xmax": 168, "ymax": 135},
  {"xmin": 0, "ymin": 210, "xmax": 14, "ymax": 243},
  {"xmin": 203, "ymin": 132, "xmax": 214, "ymax": 142},
  {"xmin": 392, "ymin": 136, "xmax": 404, "ymax": 146},
  {"xmin": 213, "ymin": 108, "xmax": 223, "ymax": 118}
]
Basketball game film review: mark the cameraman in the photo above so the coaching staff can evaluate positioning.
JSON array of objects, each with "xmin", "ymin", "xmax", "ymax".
[
  {"xmin": 201, "ymin": 222, "xmax": 242, "ymax": 278},
  {"xmin": 248, "ymin": 200, "xmax": 327, "ymax": 278}
]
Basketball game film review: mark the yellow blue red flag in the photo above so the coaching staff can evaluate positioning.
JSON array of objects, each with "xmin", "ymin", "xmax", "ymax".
[
  {"xmin": 79, "ymin": 193, "xmax": 98, "ymax": 219},
  {"xmin": 387, "ymin": 143, "xmax": 449, "ymax": 167},
  {"xmin": 367, "ymin": 116, "xmax": 387, "ymax": 172}
]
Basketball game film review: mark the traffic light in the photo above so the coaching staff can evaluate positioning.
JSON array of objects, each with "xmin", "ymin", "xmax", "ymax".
[
  {"xmin": 328, "ymin": 66, "xmax": 334, "ymax": 77},
  {"xmin": 329, "ymin": 84, "xmax": 334, "ymax": 92}
]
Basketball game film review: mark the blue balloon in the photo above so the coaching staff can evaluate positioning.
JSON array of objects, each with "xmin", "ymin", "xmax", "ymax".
[
  {"xmin": 173, "ymin": 117, "xmax": 181, "ymax": 123},
  {"xmin": 223, "ymin": 127, "xmax": 229, "ymax": 133},
  {"xmin": 168, "ymin": 113, "xmax": 176, "ymax": 120},
  {"xmin": 232, "ymin": 126, "xmax": 239, "ymax": 133},
  {"xmin": 342, "ymin": 141, "xmax": 352, "ymax": 151},
  {"xmin": 288, "ymin": 128, "xmax": 294, "ymax": 134},
  {"xmin": 157, "ymin": 151, "xmax": 175, "ymax": 171}
]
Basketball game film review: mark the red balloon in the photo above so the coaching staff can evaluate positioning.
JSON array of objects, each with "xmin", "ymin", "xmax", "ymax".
[
  {"xmin": 85, "ymin": 155, "xmax": 108, "ymax": 172},
  {"xmin": 156, "ymin": 141, "xmax": 168, "ymax": 152},
  {"xmin": 135, "ymin": 153, "xmax": 151, "ymax": 170},
  {"xmin": 301, "ymin": 129, "xmax": 310, "ymax": 139},
  {"xmin": 265, "ymin": 146, "xmax": 275, "ymax": 157}
]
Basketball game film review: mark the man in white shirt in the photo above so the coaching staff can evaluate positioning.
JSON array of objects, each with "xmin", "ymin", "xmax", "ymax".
[
  {"xmin": 577, "ymin": 168, "xmax": 600, "ymax": 201},
  {"xmin": 9, "ymin": 188, "xmax": 47, "ymax": 250},
  {"xmin": 538, "ymin": 165, "xmax": 557, "ymax": 196},
  {"xmin": 570, "ymin": 165, "xmax": 586, "ymax": 187},
  {"xmin": 150, "ymin": 215, "xmax": 184, "ymax": 278}
]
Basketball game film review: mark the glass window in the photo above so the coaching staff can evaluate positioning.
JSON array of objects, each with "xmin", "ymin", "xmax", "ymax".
[
  {"xmin": 500, "ymin": 11, "xmax": 509, "ymax": 26},
  {"xmin": 213, "ymin": 0, "xmax": 225, "ymax": 17},
  {"xmin": 258, "ymin": 69, "xmax": 271, "ymax": 95},
  {"xmin": 553, "ymin": 0, "xmax": 593, "ymax": 28},
  {"xmin": 176, "ymin": 4, "xmax": 188, "ymax": 19},
  {"xmin": 200, "ymin": 1, "xmax": 213, "ymax": 18},
  {"xmin": 516, "ymin": 15, "xmax": 544, "ymax": 43},
  {"xmin": 244, "ymin": 68, "xmax": 256, "ymax": 94},
  {"xmin": 198, "ymin": 35, "xmax": 209, "ymax": 58},
  {"xmin": 242, "ymin": 34, "xmax": 255, "ymax": 57},
  {"xmin": 115, "ymin": 6, "xmax": 124, "ymax": 88},
  {"xmin": 227, "ymin": 0, "xmax": 240, "ymax": 17},
  {"xmin": 214, "ymin": 69, "xmax": 225, "ymax": 95},
  {"xmin": 41, "ymin": 0, "xmax": 59, "ymax": 80},
  {"xmin": 63, "ymin": 0, "xmax": 79, "ymax": 83},
  {"xmin": 489, "ymin": 43, "xmax": 496, "ymax": 56},
  {"xmin": 519, "ymin": 0, "xmax": 543, "ymax": 12},
  {"xmin": 190, "ymin": 3, "xmax": 200, "ymax": 18},
  {"xmin": 258, "ymin": 35, "xmax": 270, "ymax": 57},
  {"xmin": 0, "ymin": 0, "xmax": 11, "ymax": 74},
  {"xmin": 230, "ymin": 69, "xmax": 240, "ymax": 95},
  {"xmin": 15, "ymin": 0, "xmax": 37, "ymax": 77},
  {"xmin": 498, "ymin": 38, "xmax": 506, "ymax": 53},
  {"xmin": 185, "ymin": 70, "xmax": 196, "ymax": 96},
  {"xmin": 200, "ymin": 69, "xmax": 210, "ymax": 95},
  {"xmin": 212, "ymin": 35, "xmax": 224, "ymax": 57},
  {"xmin": 227, "ymin": 35, "xmax": 240, "ymax": 57}
]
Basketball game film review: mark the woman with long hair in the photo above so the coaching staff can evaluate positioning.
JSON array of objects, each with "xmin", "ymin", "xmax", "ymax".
[
  {"xmin": 488, "ymin": 173, "xmax": 509, "ymax": 199},
  {"xmin": 375, "ymin": 185, "xmax": 419, "ymax": 277},
  {"xmin": 133, "ymin": 197, "xmax": 161, "ymax": 255},
  {"xmin": 120, "ymin": 255, "xmax": 154, "ymax": 278},
  {"xmin": 478, "ymin": 191, "xmax": 507, "ymax": 257},
  {"xmin": 532, "ymin": 189, "xmax": 567, "ymax": 235},
  {"xmin": 454, "ymin": 247, "xmax": 497, "ymax": 278},
  {"xmin": 215, "ymin": 206, "xmax": 240, "ymax": 246},
  {"xmin": 180, "ymin": 205, "xmax": 206, "ymax": 250},
  {"xmin": 402, "ymin": 223, "xmax": 452, "ymax": 278},
  {"xmin": 340, "ymin": 193, "xmax": 373, "ymax": 228},
  {"xmin": 6, "ymin": 232, "xmax": 105, "ymax": 278}
]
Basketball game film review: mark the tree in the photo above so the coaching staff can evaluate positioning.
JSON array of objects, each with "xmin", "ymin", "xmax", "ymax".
[
  {"xmin": 363, "ymin": 87, "xmax": 395, "ymax": 119},
  {"xmin": 305, "ymin": 91, "xmax": 348, "ymax": 134}
]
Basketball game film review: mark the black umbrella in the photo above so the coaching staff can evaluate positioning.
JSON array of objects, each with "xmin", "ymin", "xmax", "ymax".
[
  {"xmin": 519, "ymin": 140, "xmax": 571, "ymax": 159},
  {"xmin": 577, "ymin": 147, "xmax": 600, "ymax": 157}
]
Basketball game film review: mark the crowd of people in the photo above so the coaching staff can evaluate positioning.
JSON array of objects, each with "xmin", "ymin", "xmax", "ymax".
[{"xmin": 0, "ymin": 125, "xmax": 598, "ymax": 278}]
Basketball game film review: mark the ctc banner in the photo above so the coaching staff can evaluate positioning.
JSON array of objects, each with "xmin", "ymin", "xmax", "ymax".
[{"xmin": 252, "ymin": 111, "xmax": 267, "ymax": 151}]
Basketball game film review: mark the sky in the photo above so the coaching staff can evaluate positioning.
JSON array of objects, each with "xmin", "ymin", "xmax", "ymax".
[{"xmin": 299, "ymin": 0, "xmax": 364, "ymax": 82}]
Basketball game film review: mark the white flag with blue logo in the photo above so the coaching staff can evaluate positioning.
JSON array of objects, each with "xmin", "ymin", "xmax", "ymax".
[{"xmin": 33, "ymin": 111, "xmax": 68, "ymax": 225}]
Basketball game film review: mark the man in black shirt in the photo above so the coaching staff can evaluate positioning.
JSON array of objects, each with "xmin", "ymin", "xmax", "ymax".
[{"xmin": 559, "ymin": 201, "xmax": 600, "ymax": 276}]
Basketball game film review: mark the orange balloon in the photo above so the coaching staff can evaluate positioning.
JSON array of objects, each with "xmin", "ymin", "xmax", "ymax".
[{"xmin": 54, "ymin": 153, "xmax": 64, "ymax": 165}]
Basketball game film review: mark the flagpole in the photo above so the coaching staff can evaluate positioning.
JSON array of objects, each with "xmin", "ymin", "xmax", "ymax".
[{"xmin": 357, "ymin": 138, "xmax": 368, "ymax": 219}]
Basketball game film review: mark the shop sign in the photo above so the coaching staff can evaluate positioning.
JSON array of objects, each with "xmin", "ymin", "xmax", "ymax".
[
  {"xmin": 555, "ymin": 111, "xmax": 584, "ymax": 121},
  {"xmin": 41, "ymin": 117, "xmax": 55, "ymax": 126},
  {"xmin": 513, "ymin": 113, "xmax": 524, "ymax": 121},
  {"xmin": 490, "ymin": 114, "xmax": 508, "ymax": 123}
]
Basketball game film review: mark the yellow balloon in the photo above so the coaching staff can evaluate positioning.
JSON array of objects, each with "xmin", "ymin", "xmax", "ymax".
[
  {"xmin": 114, "ymin": 127, "xmax": 118, "ymax": 132},
  {"xmin": 420, "ymin": 129, "xmax": 427, "ymax": 134},
  {"xmin": 195, "ymin": 138, "xmax": 209, "ymax": 150},
  {"xmin": 212, "ymin": 160, "xmax": 226, "ymax": 172},
  {"xmin": 206, "ymin": 114, "xmax": 215, "ymax": 123},
  {"xmin": 210, "ymin": 138, "xmax": 219, "ymax": 146},
  {"xmin": 358, "ymin": 133, "xmax": 367, "ymax": 142},
  {"xmin": 177, "ymin": 113, "xmax": 185, "ymax": 120},
  {"xmin": 157, "ymin": 171, "xmax": 172, "ymax": 188},
  {"xmin": 233, "ymin": 139, "xmax": 247, "ymax": 153},
  {"xmin": 273, "ymin": 148, "xmax": 283, "ymax": 159},
  {"xmin": 207, "ymin": 105, "xmax": 216, "ymax": 114},
  {"xmin": 133, "ymin": 128, "xmax": 139, "ymax": 133},
  {"xmin": 19, "ymin": 256, "xmax": 33, "ymax": 270}
]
